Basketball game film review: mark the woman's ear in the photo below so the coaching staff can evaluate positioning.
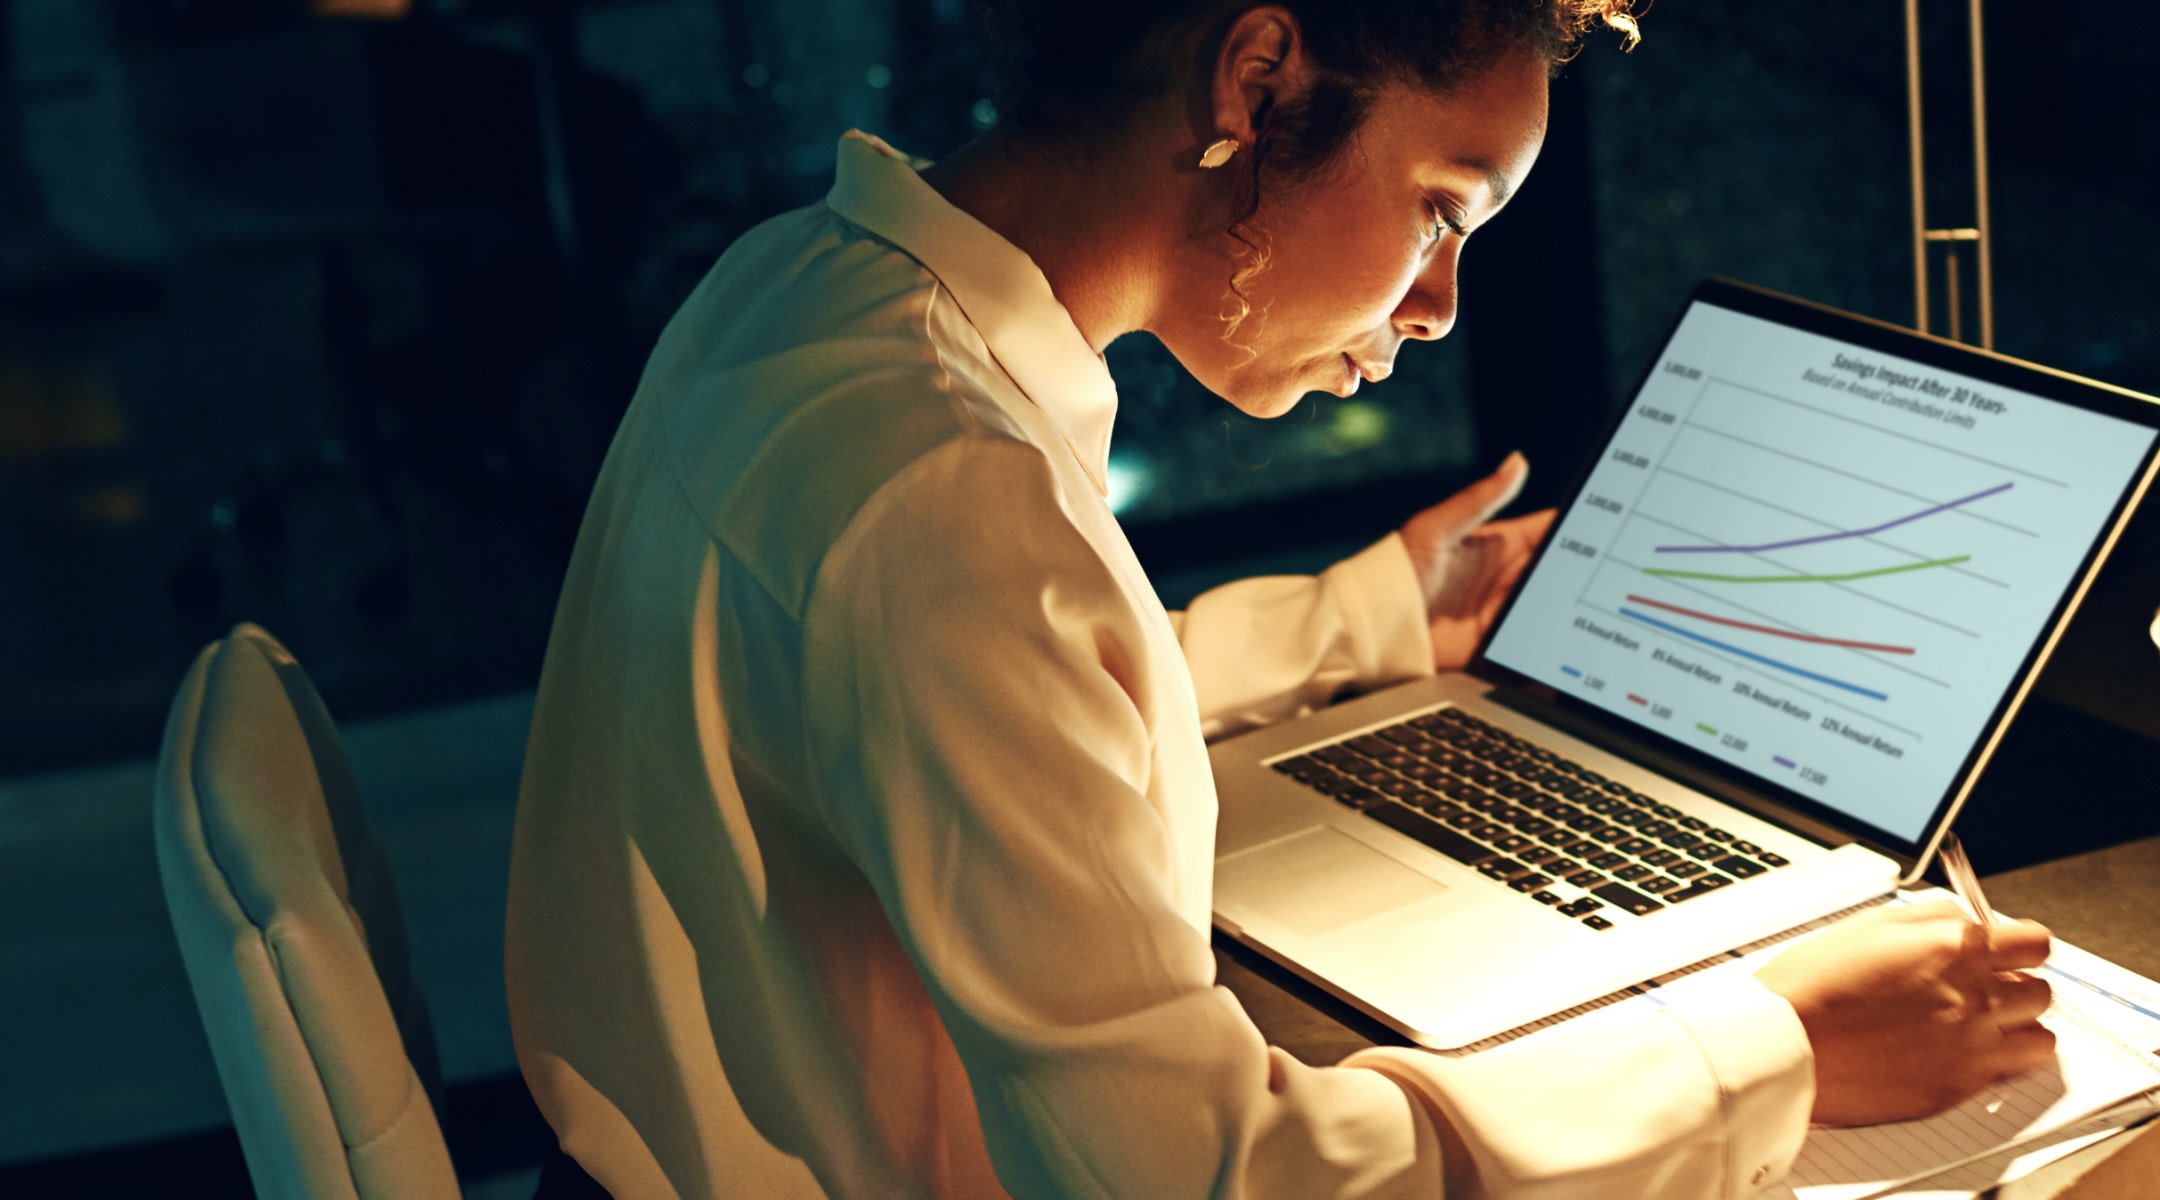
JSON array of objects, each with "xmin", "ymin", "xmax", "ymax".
[{"xmin": 1206, "ymin": 6, "xmax": 1315, "ymax": 147}]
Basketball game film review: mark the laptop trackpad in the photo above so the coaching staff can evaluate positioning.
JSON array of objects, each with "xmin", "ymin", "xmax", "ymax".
[{"xmin": 1218, "ymin": 826, "xmax": 1450, "ymax": 938}]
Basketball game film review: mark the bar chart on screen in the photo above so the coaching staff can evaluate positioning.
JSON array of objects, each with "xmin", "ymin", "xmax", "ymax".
[{"xmin": 1485, "ymin": 302, "xmax": 2156, "ymax": 840}]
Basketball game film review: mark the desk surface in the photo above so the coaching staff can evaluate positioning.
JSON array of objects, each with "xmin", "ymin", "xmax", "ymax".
[{"xmin": 1215, "ymin": 834, "xmax": 2160, "ymax": 1198}]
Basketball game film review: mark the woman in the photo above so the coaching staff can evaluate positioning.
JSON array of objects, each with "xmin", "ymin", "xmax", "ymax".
[{"xmin": 506, "ymin": 3, "xmax": 2057, "ymax": 1197}]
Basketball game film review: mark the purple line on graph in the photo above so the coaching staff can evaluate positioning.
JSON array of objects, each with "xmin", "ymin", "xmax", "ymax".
[
  {"xmin": 1654, "ymin": 482, "xmax": 2013, "ymax": 554},
  {"xmin": 1773, "ymin": 756, "xmax": 1796, "ymax": 768}
]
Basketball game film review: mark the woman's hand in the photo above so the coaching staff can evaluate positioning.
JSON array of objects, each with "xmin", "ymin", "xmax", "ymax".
[
  {"xmin": 1399, "ymin": 453, "xmax": 1557, "ymax": 671},
  {"xmin": 1755, "ymin": 901, "xmax": 2057, "ymax": 1126}
]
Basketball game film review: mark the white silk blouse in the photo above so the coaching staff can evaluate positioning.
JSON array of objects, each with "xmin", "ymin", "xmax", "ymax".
[{"xmin": 504, "ymin": 131, "xmax": 1816, "ymax": 1200}]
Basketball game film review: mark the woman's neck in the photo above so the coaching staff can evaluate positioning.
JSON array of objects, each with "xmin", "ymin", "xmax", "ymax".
[{"xmin": 919, "ymin": 126, "xmax": 1190, "ymax": 355}]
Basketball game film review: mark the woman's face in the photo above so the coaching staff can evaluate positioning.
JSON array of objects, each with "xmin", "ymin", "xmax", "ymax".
[{"xmin": 1161, "ymin": 52, "xmax": 1551, "ymax": 418}]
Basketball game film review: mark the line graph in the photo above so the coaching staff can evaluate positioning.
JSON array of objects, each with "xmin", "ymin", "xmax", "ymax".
[
  {"xmin": 1641, "ymin": 556, "xmax": 1971, "ymax": 585},
  {"xmin": 1483, "ymin": 299, "xmax": 2158, "ymax": 842},
  {"xmin": 1616, "ymin": 608, "xmax": 1893, "ymax": 701},
  {"xmin": 1653, "ymin": 482, "xmax": 2013, "ymax": 554},
  {"xmin": 1623, "ymin": 594, "xmax": 1916, "ymax": 654}
]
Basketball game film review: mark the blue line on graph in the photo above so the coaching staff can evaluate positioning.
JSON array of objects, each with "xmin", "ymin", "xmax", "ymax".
[
  {"xmin": 1773, "ymin": 756, "xmax": 1796, "ymax": 768},
  {"xmin": 1561, "ymin": 666, "xmax": 1583, "ymax": 678},
  {"xmin": 1618, "ymin": 608, "xmax": 1891, "ymax": 701},
  {"xmin": 2040, "ymin": 963, "xmax": 2160, "ymax": 1026}
]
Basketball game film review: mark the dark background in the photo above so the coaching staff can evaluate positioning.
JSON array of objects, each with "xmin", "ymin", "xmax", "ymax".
[
  {"xmin": 3, "ymin": 0, "xmax": 2156, "ymax": 777},
  {"xmin": 3, "ymin": 0, "xmax": 2159, "ymax": 1190}
]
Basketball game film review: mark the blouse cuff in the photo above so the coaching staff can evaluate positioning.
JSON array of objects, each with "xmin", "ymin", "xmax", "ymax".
[
  {"xmin": 1656, "ymin": 971, "xmax": 1817, "ymax": 1195},
  {"xmin": 1322, "ymin": 534, "xmax": 1436, "ymax": 688}
]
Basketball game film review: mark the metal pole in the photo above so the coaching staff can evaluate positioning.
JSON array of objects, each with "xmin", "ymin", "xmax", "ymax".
[
  {"xmin": 1968, "ymin": 0, "xmax": 1995, "ymax": 349},
  {"xmin": 1905, "ymin": 0, "xmax": 1929, "ymax": 335}
]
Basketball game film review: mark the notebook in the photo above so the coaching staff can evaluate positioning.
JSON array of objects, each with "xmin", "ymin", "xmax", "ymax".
[{"xmin": 1209, "ymin": 278, "xmax": 2160, "ymax": 1049}]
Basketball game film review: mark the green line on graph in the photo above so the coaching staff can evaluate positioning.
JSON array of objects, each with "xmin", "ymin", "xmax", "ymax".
[
  {"xmin": 1642, "ymin": 555, "xmax": 1970, "ymax": 585},
  {"xmin": 1696, "ymin": 722, "xmax": 1719, "ymax": 736}
]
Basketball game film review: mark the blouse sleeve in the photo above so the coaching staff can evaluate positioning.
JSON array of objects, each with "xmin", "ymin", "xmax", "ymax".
[
  {"xmin": 1168, "ymin": 534, "xmax": 1437, "ymax": 742},
  {"xmin": 799, "ymin": 437, "xmax": 1814, "ymax": 1199}
]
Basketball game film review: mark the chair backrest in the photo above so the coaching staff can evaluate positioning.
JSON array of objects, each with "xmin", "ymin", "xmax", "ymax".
[{"xmin": 154, "ymin": 623, "xmax": 459, "ymax": 1200}]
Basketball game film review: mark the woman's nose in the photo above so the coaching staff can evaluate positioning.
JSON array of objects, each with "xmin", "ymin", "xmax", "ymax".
[{"xmin": 1394, "ymin": 245, "xmax": 1462, "ymax": 342}]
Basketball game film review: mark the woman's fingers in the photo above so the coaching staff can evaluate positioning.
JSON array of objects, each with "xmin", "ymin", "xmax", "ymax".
[
  {"xmin": 1990, "ymin": 973, "xmax": 2054, "ymax": 1025},
  {"xmin": 1994, "ymin": 1021, "xmax": 2060, "ymax": 1075},
  {"xmin": 1987, "ymin": 918, "xmax": 2053, "ymax": 970},
  {"xmin": 1414, "ymin": 453, "xmax": 1529, "ymax": 547}
]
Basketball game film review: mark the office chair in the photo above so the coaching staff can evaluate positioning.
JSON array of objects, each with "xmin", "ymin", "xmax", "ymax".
[{"xmin": 153, "ymin": 623, "xmax": 460, "ymax": 1199}]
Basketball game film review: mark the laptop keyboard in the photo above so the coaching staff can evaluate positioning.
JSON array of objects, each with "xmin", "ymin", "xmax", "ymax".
[{"xmin": 1269, "ymin": 707, "xmax": 1791, "ymax": 932}]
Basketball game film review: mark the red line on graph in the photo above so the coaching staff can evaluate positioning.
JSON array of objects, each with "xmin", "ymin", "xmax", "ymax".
[
  {"xmin": 1626, "ymin": 694, "xmax": 1648, "ymax": 706},
  {"xmin": 1623, "ymin": 594, "xmax": 1916, "ymax": 655}
]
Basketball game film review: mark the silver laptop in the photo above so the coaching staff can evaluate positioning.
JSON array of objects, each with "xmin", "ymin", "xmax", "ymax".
[{"xmin": 1211, "ymin": 279, "xmax": 2160, "ymax": 1049}]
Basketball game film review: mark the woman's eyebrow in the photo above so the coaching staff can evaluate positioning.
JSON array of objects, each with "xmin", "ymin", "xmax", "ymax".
[{"xmin": 1451, "ymin": 157, "xmax": 1514, "ymax": 209}]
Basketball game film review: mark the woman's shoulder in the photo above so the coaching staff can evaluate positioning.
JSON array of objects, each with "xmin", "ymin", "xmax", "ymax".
[{"xmin": 617, "ymin": 202, "xmax": 1072, "ymax": 616}]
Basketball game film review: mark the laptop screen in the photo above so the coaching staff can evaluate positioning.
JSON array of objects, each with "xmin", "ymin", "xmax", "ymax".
[{"xmin": 1482, "ymin": 284, "xmax": 2159, "ymax": 847}]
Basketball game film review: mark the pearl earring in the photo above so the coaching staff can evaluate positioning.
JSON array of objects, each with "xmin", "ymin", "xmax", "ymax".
[{"xmin": 1197, "ymin": 138, "xmax": 1240, "ymax": 169}]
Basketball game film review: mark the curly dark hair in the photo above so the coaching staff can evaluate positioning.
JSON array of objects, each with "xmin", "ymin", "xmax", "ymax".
[{"xmin": 975, "ymin": 1, "xmax": 1644, "ymax": 342}]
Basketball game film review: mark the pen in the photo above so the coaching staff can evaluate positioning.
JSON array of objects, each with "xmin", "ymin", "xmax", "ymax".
[{"xmin": 1937, "ymin": 832, "xmax": 1993, "ymax": 927}]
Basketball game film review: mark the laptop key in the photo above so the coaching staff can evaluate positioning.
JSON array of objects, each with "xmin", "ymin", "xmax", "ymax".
[
  {"xmin": 1493, "ymin": 834, "xmax": 1533, "ymax": 853},
  {"xmin": 1519, "ymin": 846, "xmax": 1559, "ymax": 864},
  {"xmin": 1378, "ymin": 777, "xmax": 1424, "ymax": 799},
  {"xmin": 1562, "ymin": 838, "xmax": 1602, "ymax": 858},
  {"xmin": 1641, "ymin": 876, "xmax": 1681, "ymax": 894},
  {"xmin": 1515, "ymin": 818, "xmax": 1556, "ymax": 836},
  {"xmin": 1591, "ymin": 882, "xmax": 1664, "ymax": 915},
  {"xmin": 1665, "ymin": 874, "xmax": 1734, "ymax": 903},
  {"xmin": 1669, "ymin": 862, "xmax": 1707, "ymax": 878},
  {"xmin": 1443, "ymin": 809, "xmax": 1482, "ymax": 829},
  {"xmin": 1591, "ymin": 824, "xmax": 1631, "ymax": 842},
  {"xmin": 1731, "ymin": 839, "xmax": 1764, "ymax": 855},
  {"xmin": 1678, "ymin": 815, "xmax": 1708, "ymax": 831},
  {"xmin": 1615, "ymin": 837, "xmax": 1654, "ymax": 855},
  {"xmin": 1538, "ymin": 827, "xmax": 1577, "ymax": 846},
  {"xmin": 1333, "ymin": 786, "xmax": 1383, "ymax": 810},
  {"xmin": 1470, "ymin": 822, "xmax": 1508, "ymax": 840},
  {"xmin": 1508, "ymin": 873, "xmax": 1552, "ymax": 892},
  {"xmin": 1347, "ymin": 735, "xmax": 1394, "ymax": 756},
  {"xmin": 1640, "ymin": 848, "xmax": 1680, "ymax": 867},
  {"xmin": 1614, "ymin": 863, "xmax": 1652, "ymax": 881},
  {"xmin": 1587, "ymin": 851, "xmax": 1628, "ymax": 870},
  {"xmin": 1530, "ymin": 890, "xmax": 1563, "ymax": 905},
  {"xmin": 1477, "ymin": 858, "xmax": 1531, "ymax": 881},
  {"xmin": 1544, "ymin": 858, "xmax": 1582, "ymax": 876},
  {"xmin": 1760, "ymin": 852, "xmax": 1790, "ymax": 867},
  {"xmin": 1714, "ymin": 855, "xmax": 1768, "ymax": 879},
  {"xmin": 1365, "ymin": 802, "xmax": 1489, "ymax": 864},
  {"xmin": 1582, "ymin": 914, "xmax": 1615, "ymax": 931},
  {"xmin": 1564, "ymin": 869, "xmax": 1608, "ymax": 889},
  {"xmin": 1688, "ymin": 843, "xmax": 1725, "ymax": 861},
  {"xmin": 1703, "ymin": 827, "xmax": 1734, "ymax": 843},
  {"xmin": 1557, "ymin": 897, "xmax": 1604, "ymax": 917}
]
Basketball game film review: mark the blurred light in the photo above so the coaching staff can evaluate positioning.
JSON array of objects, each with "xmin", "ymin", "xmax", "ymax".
[
  {"xmin": 1326, "ymin": 400, "xmax": 1390, "ymax": 451},
  {"xmin": 771, "ymin": 81, "xmax": 796, "ymax": 107},
  {"xmin": 970, "ymin": 98, "xmax": 999, "ymax": 129},
  {"xmin": 743, "ymin": 63, "xmax": 770, "ymax": 88},
  {"xmin": 312, "ymin": 0, "xmax": 410, "ymax": 16},
  {"xmin": 866, "ymin": 64, "xmax": 893, "ymax": 90},
  {"xmin": 75, "ymin": 486, "xmax": 144, "ymax": 526},
  {"xmin": 0, "ymin": 364, "xmax": 125, "ymax": 457},
  {"xmin": 1105, "ymin": 452, "xmax": 1151, "ymax": 515}
]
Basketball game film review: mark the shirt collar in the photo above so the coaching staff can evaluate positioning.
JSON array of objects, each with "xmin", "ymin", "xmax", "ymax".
[{"xmin": 826, "ymin": 131, "xmax": 1117, "ymax": 495}]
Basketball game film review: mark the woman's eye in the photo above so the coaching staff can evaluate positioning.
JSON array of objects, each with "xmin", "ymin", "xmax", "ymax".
[{"xmin": 1426, "ymin": 202, "xmax": 1466, "ymax": 240}]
